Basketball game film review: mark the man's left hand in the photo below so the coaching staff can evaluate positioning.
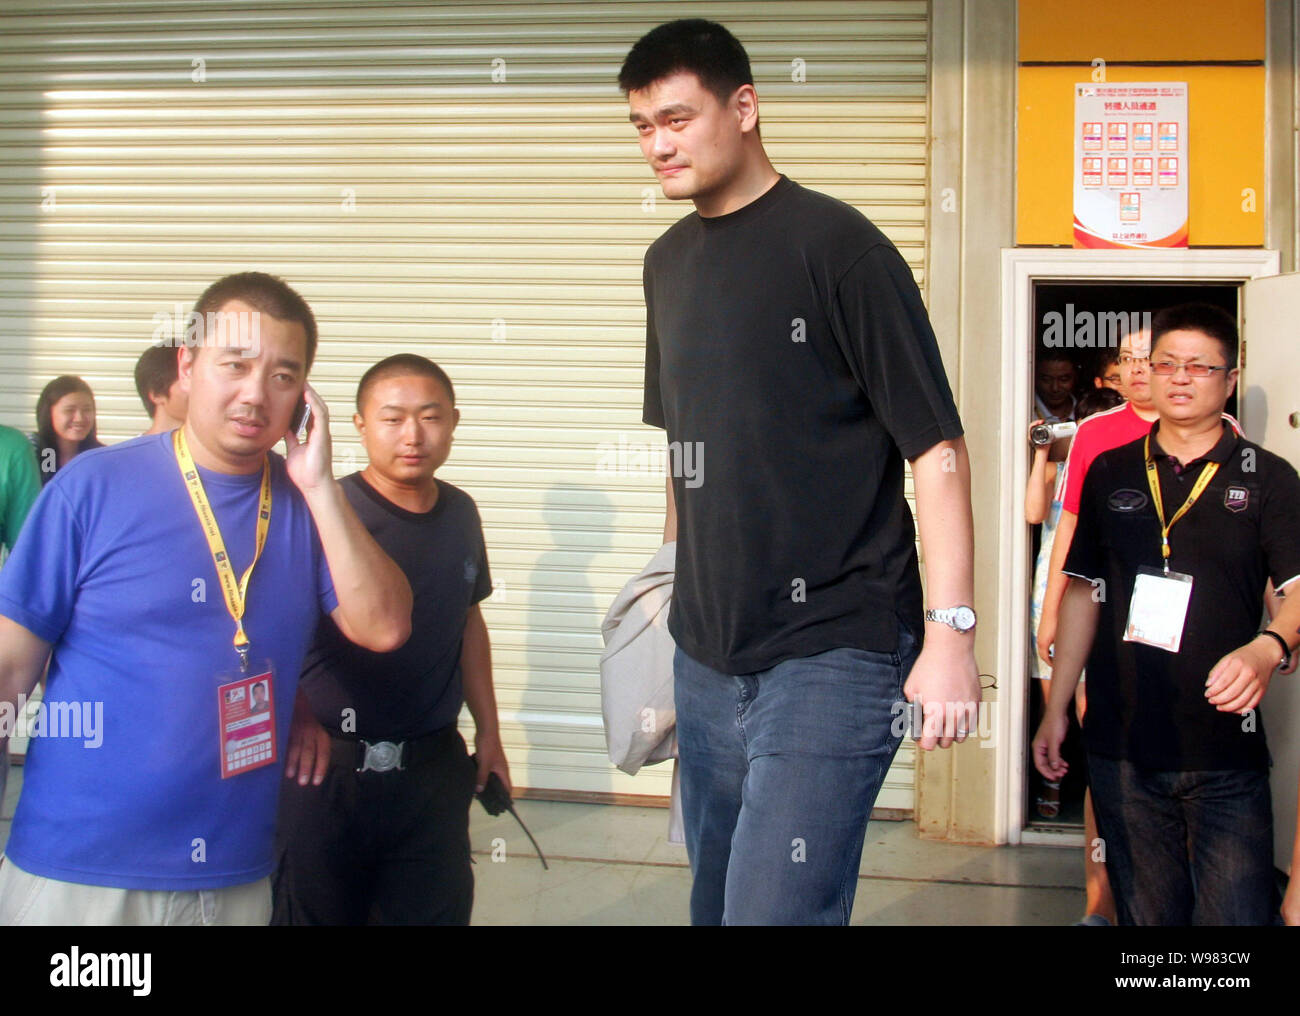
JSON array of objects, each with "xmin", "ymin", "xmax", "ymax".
[
  {"xmin": 474, "ymin": 729, "xmax": 513, "ymax": 796},
  {"xmin": 1205, "ymin": 637, "xmax": 1280, "ymax": 714},
  {"xmin": 284, "ymin": 383, "xmax": 334, "ymax": 496},
  {"xmin": 1284, "ymin": 873, "xmax": 1300, "ymax": 926},
  {"xmin": 903, "ymin": 637, "xmax": 982, "ymax": 751},
  {"xmin": 285, "ymin": 686, "xmax": 330, "ymax": 786}
]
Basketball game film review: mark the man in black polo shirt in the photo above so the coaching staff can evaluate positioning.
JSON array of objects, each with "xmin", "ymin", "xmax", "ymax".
[
  {"xmin": 622, "ymin": 19, "xmax": 980, "ymax": 926},
  {"xmin": 272, "ymin": 354, "xmax": 510, "ymax": 925},
  {"xmin": 1033, "ymin": 303, "xmax": 1300, "ymax": 925}
]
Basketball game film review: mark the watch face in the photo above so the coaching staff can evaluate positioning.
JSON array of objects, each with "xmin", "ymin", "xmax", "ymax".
[{"xmin": 953, "ymin": 606, "xmax": 976, "ymax": 631}]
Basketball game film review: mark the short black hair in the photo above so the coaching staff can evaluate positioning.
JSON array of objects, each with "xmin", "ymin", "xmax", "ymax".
[
  {"xmin": 134, "ymin": 343, "xmax": 179, "ymax": 417},
  {"xmin": 192, "ymin": 271, "xmax": 318, "ymax": 370},
  {"xmin": 1076, "ymin": 386, "xmax": 1123, "ymax": 420},
  {"xmin": 618, "ymin": 18, "xmax": 754, "ymax": 105},
  {"xmin": 355, "ymin": 354, "xmax": 456, "ymax": 413},
  {"xmin": 1151, "ymin": 303, "xmax": 1238, "ymax": 370},
  {"xmin": 1037, "ymin": 347, "xmax": 1078, "ymax": 368}
]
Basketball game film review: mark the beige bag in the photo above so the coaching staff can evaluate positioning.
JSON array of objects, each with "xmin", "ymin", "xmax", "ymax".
[{"xmin": 599, "ymin": 542, "xmax": 677, "ymax": 775}]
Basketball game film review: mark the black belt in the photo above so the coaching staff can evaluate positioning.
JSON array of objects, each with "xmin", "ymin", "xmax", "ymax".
[{"xmin": 329, "ymin": 724, "xmax": 458, "ymax": 773}]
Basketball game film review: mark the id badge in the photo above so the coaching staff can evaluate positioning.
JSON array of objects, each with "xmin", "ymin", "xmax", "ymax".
[
  {"xmin": 1123, "ymin": 567, "xmax": 1194, "ymax": 654},
  {"xmin": 216, "ymin": 665, "xmax": 277, "ymax": 779}
]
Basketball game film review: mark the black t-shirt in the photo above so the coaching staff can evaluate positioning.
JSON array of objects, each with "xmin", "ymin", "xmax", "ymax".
[
  {"xmin": 642, "ymin": 176, "xmax": 963, "ymax": 674},
  {"xmin": 299, "ymin": 472, "xmax": 492, "ymax": 739},
  {"xmin": 1064, "ymin": 422, "xmax": 1300, "ymax": 770}
]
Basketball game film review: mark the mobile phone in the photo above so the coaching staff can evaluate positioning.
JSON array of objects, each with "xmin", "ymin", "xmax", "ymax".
[{"xmin": 290, "ymin": 399, "xmax": 312, "ymax": 442}]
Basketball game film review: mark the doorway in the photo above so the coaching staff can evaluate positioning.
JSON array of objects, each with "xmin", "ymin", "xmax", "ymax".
[
  {"xmin": 1025, "ymin": 280, "xmax": 1239, "ymax": 834},
  {"xmin": 996, "ymin": 249, "xmax": 1280, "ymax": 846}
]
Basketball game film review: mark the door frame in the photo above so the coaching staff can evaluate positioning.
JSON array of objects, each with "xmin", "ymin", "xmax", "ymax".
[{"xmin": 997, "ymin": 248, "xmax": 1280, "ymax": 846}]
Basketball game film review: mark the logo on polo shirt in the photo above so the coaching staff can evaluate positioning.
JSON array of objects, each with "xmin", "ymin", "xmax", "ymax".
[
  {"xmin": 1107, "ymin": 489, "xmax": 1148, "ymax": 512},
  {"xmin": 1224, "ymin": 486, "xmax": 1249, "ymax": 513}
]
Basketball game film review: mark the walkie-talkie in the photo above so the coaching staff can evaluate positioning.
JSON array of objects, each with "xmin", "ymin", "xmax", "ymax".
[{"xmin": 472, "ymin": 759, "xmax": 549, "ymax": 870}]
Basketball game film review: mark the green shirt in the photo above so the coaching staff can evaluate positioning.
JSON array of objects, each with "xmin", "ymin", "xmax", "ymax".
[{"xmin": 0, "ymin": 424, "xmax": 41, "ymax": 554}]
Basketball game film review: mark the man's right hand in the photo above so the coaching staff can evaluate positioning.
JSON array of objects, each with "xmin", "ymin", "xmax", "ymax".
[{"xmin": 1032, "ymin": 710, "xmax": 1070, "ymax": 782}]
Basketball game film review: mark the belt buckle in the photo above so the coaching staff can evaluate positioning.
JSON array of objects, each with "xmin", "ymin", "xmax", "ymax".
[{"xmin": 357, "ymin": 739, "xmax": 405, "ymax": 773}]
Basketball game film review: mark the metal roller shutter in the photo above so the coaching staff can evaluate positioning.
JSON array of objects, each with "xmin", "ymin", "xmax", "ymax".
[{"xmin": 0, "ymin": 0, "xmax": 929, "ymax": 808}]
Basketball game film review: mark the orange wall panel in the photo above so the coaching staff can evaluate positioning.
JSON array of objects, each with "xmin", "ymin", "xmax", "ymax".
[
  {"xmin": 1017, "ymin": 65, "xmax": 1264, "ymax": 246},
  {"xmin": 1019, "ymin": 0, "xmax": 1264, "ymax": 62}
]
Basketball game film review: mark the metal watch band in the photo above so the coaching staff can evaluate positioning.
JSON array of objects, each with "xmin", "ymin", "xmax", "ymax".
[{"xmin": 925, "ymin": 605, "xmax": 976, "ymax": 632}]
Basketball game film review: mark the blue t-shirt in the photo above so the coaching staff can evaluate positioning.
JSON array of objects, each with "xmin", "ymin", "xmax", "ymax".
[{"xmin": 0, "ymin": 432, "xmax": 337, "ymax": 890}]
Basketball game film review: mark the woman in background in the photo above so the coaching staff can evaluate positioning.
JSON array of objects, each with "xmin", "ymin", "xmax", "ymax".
[{"xmin": 33, "ymin": 375, "xmax": 103, "ymax": 485}]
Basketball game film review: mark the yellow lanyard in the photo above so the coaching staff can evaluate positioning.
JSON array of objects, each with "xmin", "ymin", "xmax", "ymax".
[
  {"xmin": 174, "ymin": 428, "xmax": 272, "ymax": 671},
  {"xmin": 1143, "ymin": 433, "xmax": 1218, "ymax": 574}
]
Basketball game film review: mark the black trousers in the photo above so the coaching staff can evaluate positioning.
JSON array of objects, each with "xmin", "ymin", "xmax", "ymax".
[{"xmin": 271, "ymin": 726, "xmax": 476, "ymax": 925}]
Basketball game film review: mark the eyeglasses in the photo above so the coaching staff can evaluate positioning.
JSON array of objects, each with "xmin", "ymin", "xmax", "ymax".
[
  {"xmin": 1150, "ymin": 361, "xmax": 1230, "ymax": 378},
  {"xmin": 1118, "ymin": 355, "xmax": 1149, "ymax": 365}
]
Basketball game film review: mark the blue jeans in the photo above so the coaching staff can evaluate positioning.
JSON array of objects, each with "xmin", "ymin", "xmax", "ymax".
[
  {"xmin": 674, "ymin": 627, "xmax": 919, "ymax": 926},
  {"xmin": 1087, "ymin": 754, "xmax": 1276, "ymax": 925}
]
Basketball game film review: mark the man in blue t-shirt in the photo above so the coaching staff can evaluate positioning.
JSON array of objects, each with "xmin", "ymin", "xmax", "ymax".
[{"xmin": 0, "ymin": 272, "xmax": 412, "ymax": 926}]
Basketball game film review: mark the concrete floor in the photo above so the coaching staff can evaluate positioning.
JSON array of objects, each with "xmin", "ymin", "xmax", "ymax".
[
  {"xmin": 2, "ymin": 762, "xmax": 1086, "ymax": 925},
  {"xmin": 467, "ymin": 798, "xmax": 1085, "ymax": 925}
]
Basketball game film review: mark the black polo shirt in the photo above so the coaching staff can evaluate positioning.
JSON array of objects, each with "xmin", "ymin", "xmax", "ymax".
[
  {"xmin": 298, "ymin": 473, "xmax": 492, "ymax": 739},
  {"xmin": 1064, "ymin": 421, "xmax": 1300, "ymax": 770}
]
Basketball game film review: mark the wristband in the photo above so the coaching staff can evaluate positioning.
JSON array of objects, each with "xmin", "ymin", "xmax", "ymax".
[{"xmin": 1258, "ymin": 629, "xmax": 1291, "ymax": 669}]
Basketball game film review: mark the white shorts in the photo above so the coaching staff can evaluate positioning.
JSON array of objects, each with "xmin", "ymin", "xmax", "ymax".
[{"xmin": 0, "ymin": 855, "xmax": 271, "ymax": 926}]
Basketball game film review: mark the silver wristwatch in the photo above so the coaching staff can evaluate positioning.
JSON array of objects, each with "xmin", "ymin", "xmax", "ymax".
[{"xmin": 924, "ymin": 605, "xmax": 977, "ymax": 633}]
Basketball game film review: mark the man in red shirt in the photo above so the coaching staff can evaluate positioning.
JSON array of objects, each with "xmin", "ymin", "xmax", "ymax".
[
  {"xmin": 1039, "ymin": 329, "xmax": 1156, "ymax": 665},
  {"xmin": 1035, "ymin": 326, "xmax": 1155, "ymax": 925}
]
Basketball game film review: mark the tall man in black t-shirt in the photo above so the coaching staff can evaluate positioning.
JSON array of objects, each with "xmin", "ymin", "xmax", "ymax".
[
  {"xmin": 1033, "ymin": 303, "xmax": 1300, "ymax": 925},
  {"xmin": 272, "ymin": 354, "xmax": 510, "ymax": 925},
  {"xmin": 620, "ymin": 19, "xmax": 981, "ymax": 925}
]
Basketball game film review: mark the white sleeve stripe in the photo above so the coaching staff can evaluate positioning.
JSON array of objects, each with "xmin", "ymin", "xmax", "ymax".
[{"xmin": 1276, "ymin": 574, "xmax": 1300, "ymax": 595}]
